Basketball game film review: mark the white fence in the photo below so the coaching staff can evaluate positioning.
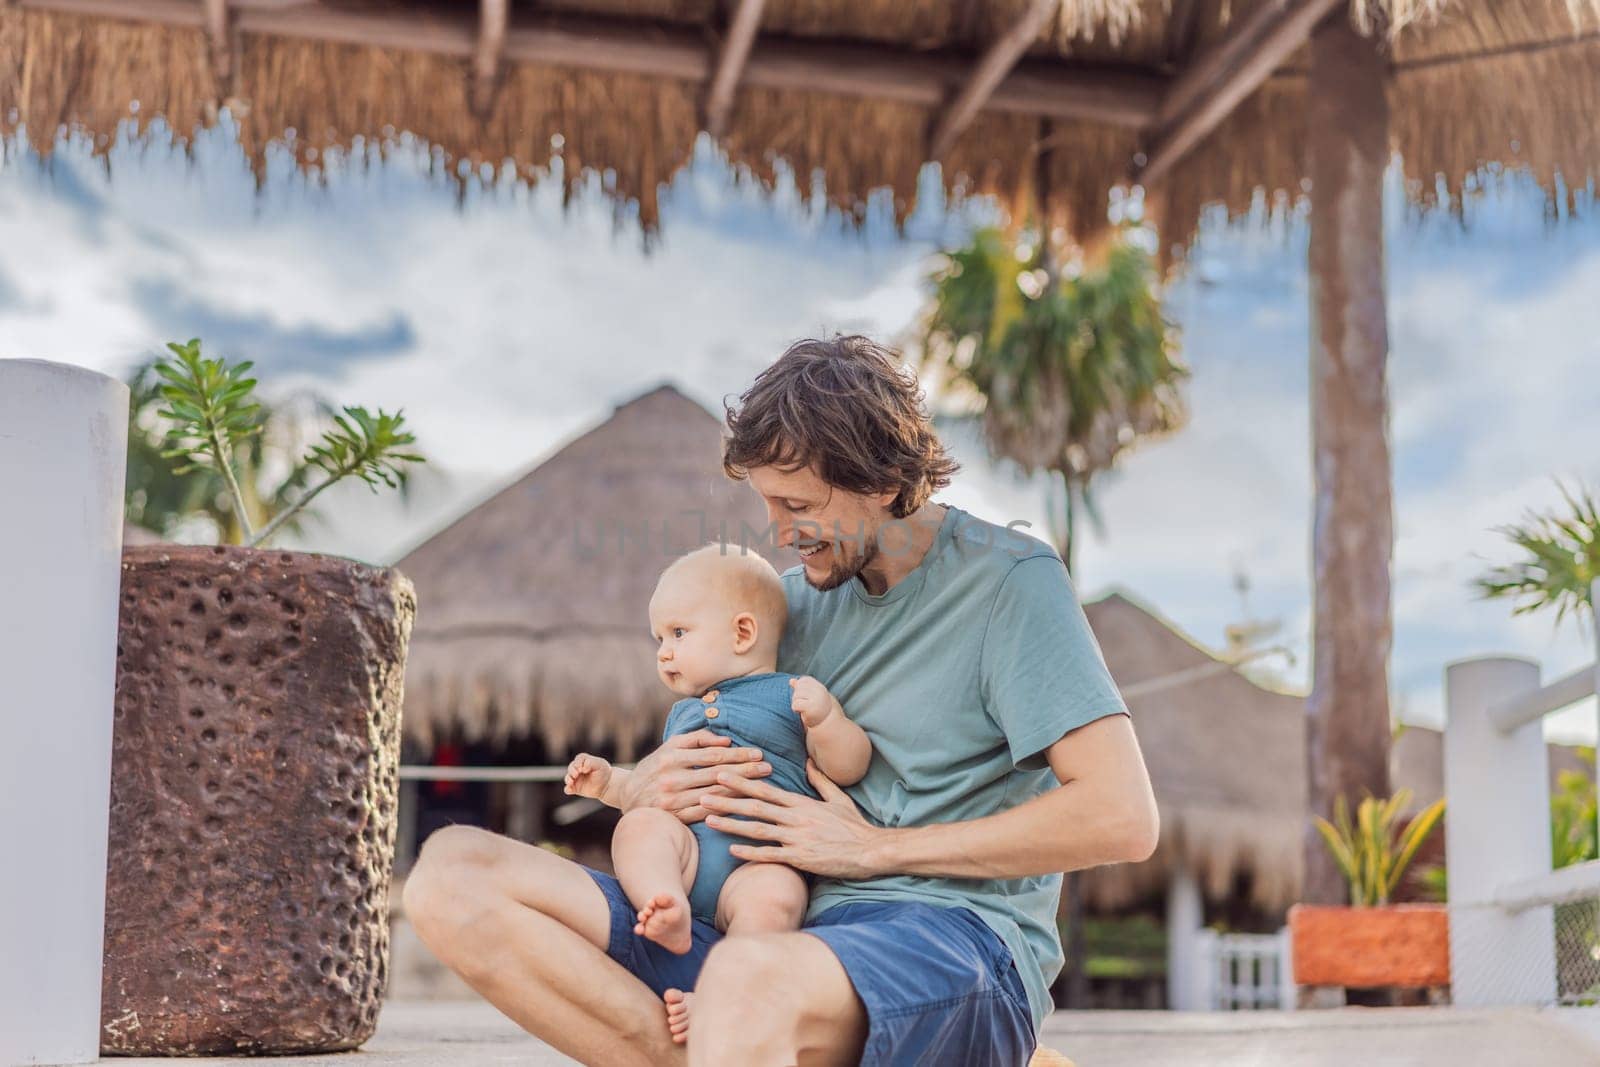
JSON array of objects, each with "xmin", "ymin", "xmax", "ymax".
[
  {"xmin": 1444, "ymin": 578, "xmax": 1600, "ymax": 1008},
  {"xmin": 1194, "ymin": 929, "xmax": 1294, "ymax": 1011}
]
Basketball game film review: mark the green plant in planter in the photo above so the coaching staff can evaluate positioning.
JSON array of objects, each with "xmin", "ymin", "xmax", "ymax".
[
  {"xmin": 154, "ymin": 338, "xmax": 425, "ymax": 548},
  {"xmin": 1313, "ymin": 789, "xmax": 1446, "ymax": 907}
]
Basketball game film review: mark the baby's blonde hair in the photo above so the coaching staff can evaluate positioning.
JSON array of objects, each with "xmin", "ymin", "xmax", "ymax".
[{"xmin": 659, "ymin": 542, "xmax": 788, "ymax": 645}]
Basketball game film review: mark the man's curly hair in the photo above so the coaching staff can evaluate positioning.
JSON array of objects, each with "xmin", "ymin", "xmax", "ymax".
[{"xmin": 722, "ymin": 336, "xmax": 958, "ymax": 519}]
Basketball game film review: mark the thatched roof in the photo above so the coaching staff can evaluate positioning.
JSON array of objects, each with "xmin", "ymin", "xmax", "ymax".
[
  {"xmin": 1083, "ymin": 590, "xmax": 1595, "ymax": 913},
  {"xmin": 394, "ymin": 382, "xmax": 791, "ymax": 759},
  {"xmin": 1390, "ymin": 721, "xmax": 1593, "ymax": 811},
  {"xmin": 3, "ymin": 2, "xmax": 1596, "ymax": 251},
  {"xmin": 1080, "ymin": 591, "xmax": 1308, "ymax": 912}
]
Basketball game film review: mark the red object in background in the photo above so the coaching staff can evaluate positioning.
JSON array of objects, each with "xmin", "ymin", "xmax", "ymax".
[
  {"xmin": 1289, "ymin": 903, "xmax": 1450, "ymax": 988},
  {"xmin": 430, "ymin": 741, "xmax": 466, "ymax": 800}
]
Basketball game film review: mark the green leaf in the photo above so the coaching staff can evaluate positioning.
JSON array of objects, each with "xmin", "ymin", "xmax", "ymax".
[
  {"xmin": 1387, "ymin": 798, "xmax": 1446, "ymax": 899},
  {"xmin": 1313, "ymin": 816, "xmax": 1359, "ymax": 891}
]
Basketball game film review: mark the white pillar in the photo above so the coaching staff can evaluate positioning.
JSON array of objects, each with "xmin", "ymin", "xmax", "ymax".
[
  {"xmin": 0, "ymin": 359, "xmax": 128, "ymax": 1065},
  {"xmin": 1275, "ymin": 926, "xmax": 1296, "ymax": 1011},
  {"xmin": 1166, "ymin": 862, "xmax": 1206, "ymax": 1010},
  {"xmin": 1444, "ymin": 655, "xmax": 1556, "ymax": 1006}
]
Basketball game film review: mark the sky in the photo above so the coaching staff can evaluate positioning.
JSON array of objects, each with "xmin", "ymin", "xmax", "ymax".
[{"xmin": 2, "ymin": 119, "xmax": 1596, "ymax": 742}]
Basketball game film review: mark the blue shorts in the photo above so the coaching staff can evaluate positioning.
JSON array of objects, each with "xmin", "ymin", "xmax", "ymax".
[{"xmin": 581, "ymin": 866, "xmax": 1036, "ymax": 1066}]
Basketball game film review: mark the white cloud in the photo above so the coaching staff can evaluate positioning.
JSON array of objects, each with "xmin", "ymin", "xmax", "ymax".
[{"xmin": 4, "ymin": 134, "xmax": 1597, "ymax": 743}]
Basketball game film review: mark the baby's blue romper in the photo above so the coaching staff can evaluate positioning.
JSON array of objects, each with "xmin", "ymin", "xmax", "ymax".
[{"xmin": 660, "ymin": 671, "xmax": 819, "ymax": 923}]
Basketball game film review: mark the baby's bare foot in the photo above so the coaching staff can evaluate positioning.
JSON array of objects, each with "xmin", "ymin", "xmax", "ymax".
[
  {"xmin": 663, "ymin": 988, "xmax": 694, "ymax": 1045},
  {"xmin": 635, "ymin": 893, "xmax": 692, "ymax": 955}
]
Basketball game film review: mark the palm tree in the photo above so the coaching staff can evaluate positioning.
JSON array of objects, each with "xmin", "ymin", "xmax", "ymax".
[
  {"xmin": 123, "ymin": 357, "xmax": 334, "ymax": 544},
  {"xmin": 921, "ymin": 226, "xmax": 1189, "ymax": 573},
  {"xmin": 1476, "ymin": 480, "xmax": 1599, "ymax": 629},
  {"xmin": 920, "ymin": 224, "xmax": 1188, "ymax": 1008}
]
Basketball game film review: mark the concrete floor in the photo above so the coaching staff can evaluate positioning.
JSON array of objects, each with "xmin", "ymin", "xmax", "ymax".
[{"xmin": 106, "ymin": 1000, "xmax": 1600, "ymax": 1067}]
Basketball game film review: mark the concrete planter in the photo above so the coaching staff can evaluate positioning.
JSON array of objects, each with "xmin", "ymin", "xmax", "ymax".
[
  {"xmin": 1289, "ymin": 903, "xmax": 1451, "ymax": 989},
  {"xmin": 103, "ymin": 545, "xmax": 416, "ymax": 1054}
]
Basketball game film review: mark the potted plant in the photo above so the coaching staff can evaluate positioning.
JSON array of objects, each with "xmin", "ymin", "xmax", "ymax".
[
  {"xmin": 1289, "ymin": 790, "xmax": 1448, "ymax": 995},
  {"xmin": 104, "ymin": 340, "xmax": 423, "ymax": 1054}
]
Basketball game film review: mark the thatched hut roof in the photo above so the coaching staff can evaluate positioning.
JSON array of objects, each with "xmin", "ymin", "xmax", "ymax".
[
  {"xmin": 1390, "ymin": 721, "xmax": 1592, "ymax": 811},
  {"xmin": 394, "ymin": 382, "xmax": 791, "ymax": 759},
  {"xmin": 1084, "ymin": 591, "xmax": 1595, "ymax": 912},
  {"xmin": 1080, "ymin": 591, "xmax": 1308, "ymax": 912},
  {"xmin": 3, "ymin": 1, "xmax": 1596, "ymax": 251}
]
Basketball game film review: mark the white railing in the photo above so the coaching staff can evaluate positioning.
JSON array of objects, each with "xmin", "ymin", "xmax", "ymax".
[
  {"xmin": 1192, "ymin": 929, "xmax": 1294, "ymax": 1011},
  {"xmin": 1444, "ymin": 578, "xmax": 1600, "ymax": 1007}
]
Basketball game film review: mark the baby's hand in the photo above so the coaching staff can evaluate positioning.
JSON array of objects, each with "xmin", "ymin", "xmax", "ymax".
[
  {"xmin": 564, "ymin": 753, "xmax": 613, "ymax": 799},
  {"xmin": 790, "ymin": 675, "xmax": 841, "ymax": 730}
]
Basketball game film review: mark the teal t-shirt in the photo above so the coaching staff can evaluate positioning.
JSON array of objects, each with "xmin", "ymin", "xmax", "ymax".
[{"xmin": 777, "ymin": 504, "xmax": 1130, "ymax": 1030}]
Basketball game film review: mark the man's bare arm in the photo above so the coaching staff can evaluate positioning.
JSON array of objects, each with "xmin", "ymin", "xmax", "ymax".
[
  {"xmin": 867, "ymin": 714, "xmax": 1157, "ymax": 877},
  {"xmin": 703, "ymin": 713, "xmax": 1158, "ymax": 880}
]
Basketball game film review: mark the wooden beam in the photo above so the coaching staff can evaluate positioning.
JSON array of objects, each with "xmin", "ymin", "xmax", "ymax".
[
  {"xmin": 472, "ymin": 0, "xmax": 508, "ymax": 119},
  {"xmin": 703, "ymin": 0, "xmax": 765, "ymax": 137},
  {"xmin": 1163, "ymin": 0, "xmax": 1203, "ymax": 65},
  {"xmin": 13, "ymin": 0, "xmax": 1165, "ymax": 129},
  {"xmin": 1135, "ymin": 0, "xmax": 1341, "ymax": 185},
  {"xmin": 202, "ymin": 0, "xmax": 233, "ymax": 98},
  {"xmin": 1158, "ymin": 0, "xmax": 1311, "ymax": 127},
  {"xmin": 927, "ymin": 0, "xmax": 1057, "ymax": 160}
]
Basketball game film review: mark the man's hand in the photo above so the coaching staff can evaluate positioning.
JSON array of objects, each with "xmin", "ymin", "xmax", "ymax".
[
  {"xmin": 617, "ymin": 729, "xmax": 772, "ymax": 824},
  {"xmin": 703, "ymin": 760, "xmax": 886, "ymax": 880},
  {"xmin": 563, "ymin": 753, "xmax": 613, "ymax": 800},
  {"xmin": 789, "ymin": 675, "xmax": 841, "ymax": 730}
]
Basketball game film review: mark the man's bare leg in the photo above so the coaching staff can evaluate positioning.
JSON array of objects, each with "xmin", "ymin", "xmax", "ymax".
[
  {"xmin": 612, "ymin": 807, "xmax": 699, "ymax": 954},
  {"xmin": 688, "ymin": 931, "xmax": 868, "ymax": 1067},
  {"xmin": 663, "ymin": 863, "xmax": 808, "ymax": 1044},
  {"xmin": 403, "ymin": 825, "xmax": 685, "ymax": 1067}
]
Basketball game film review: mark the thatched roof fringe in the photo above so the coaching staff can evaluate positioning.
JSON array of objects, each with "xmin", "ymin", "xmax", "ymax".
[
  {"xmin": 403, "ymin": 633, "xmax": 667, "ymax": 758},
  {"xmin": 5, "ymin": 0, "xmax": 1597, "ymax": 253},
  {"xmin": 1083, "ymin": 802, "xmax": 1303, "ymax": 912},
  {"xmin": 1359, "ymin": 0, "xmax": 1600, "ymax": 34}
]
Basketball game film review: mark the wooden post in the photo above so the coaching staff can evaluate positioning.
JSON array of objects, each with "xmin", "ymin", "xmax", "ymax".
[
  {"xmin": 1303, "ymin": 11, "xmax": 1394, "ymax": 905},
  {"xmin": 505, "ymin": 780, "xmax": 545, "ymax": 844},
  {"xmin": 203, "ymin": 0, "xmax": 235, "ymax": 101},
  {"xmin": 703, "ymin": 0, "xmax": 765, "ymax": 138},
  {"xmin": 471, "ymin": 0, "xmax": 508, "ymax": 119}
]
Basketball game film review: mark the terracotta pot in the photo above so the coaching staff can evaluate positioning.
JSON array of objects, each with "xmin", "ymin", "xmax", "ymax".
[
  {"xmin": 102, "ymin": 545, "xmax": 416, "ymax": 1054},
  {"xmin": 1289, "ymin": 903, "xmax": 1450, "ymax": 989}
]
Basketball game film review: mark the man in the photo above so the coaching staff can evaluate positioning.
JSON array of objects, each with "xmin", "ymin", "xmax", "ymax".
[{"xmin": 404, "ymin": 336, "xmax": 1158, "ymax": 1066}]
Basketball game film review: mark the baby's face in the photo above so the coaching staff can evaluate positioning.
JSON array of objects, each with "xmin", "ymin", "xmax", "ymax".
[{"xmin": 647, "ymin": 572, "xmax": 742, "ymax": 697}]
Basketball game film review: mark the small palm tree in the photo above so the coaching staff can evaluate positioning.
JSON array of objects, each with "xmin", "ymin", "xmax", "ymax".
[
  {"xmin": 124, "ymin": 342, "xmax": 423, "ymax": 547},
  {"xmin": 1476, "ymin": 480, "xmax": 1599, "ymax": 629},
  {"xmin": 125, "ymin": 356, "xmax": 331, "ymax": 543},
  {"xmin": 920, "ymin": 226, "xmax": 1188, "ymax": 573},
  {"xmin": 1313, "ymin": 790, "xmax": 1445, "ymax": 907}
]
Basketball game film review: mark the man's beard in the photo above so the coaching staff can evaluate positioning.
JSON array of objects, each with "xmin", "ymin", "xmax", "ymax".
[{"xmin": 803, "ymin": 534, "xmax": 877, "ymax": 593}]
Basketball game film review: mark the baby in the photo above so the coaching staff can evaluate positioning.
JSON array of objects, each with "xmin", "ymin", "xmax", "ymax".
[{"xmin": 563, "ymin": 543, "xmax": 871, "ymax": 968}]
